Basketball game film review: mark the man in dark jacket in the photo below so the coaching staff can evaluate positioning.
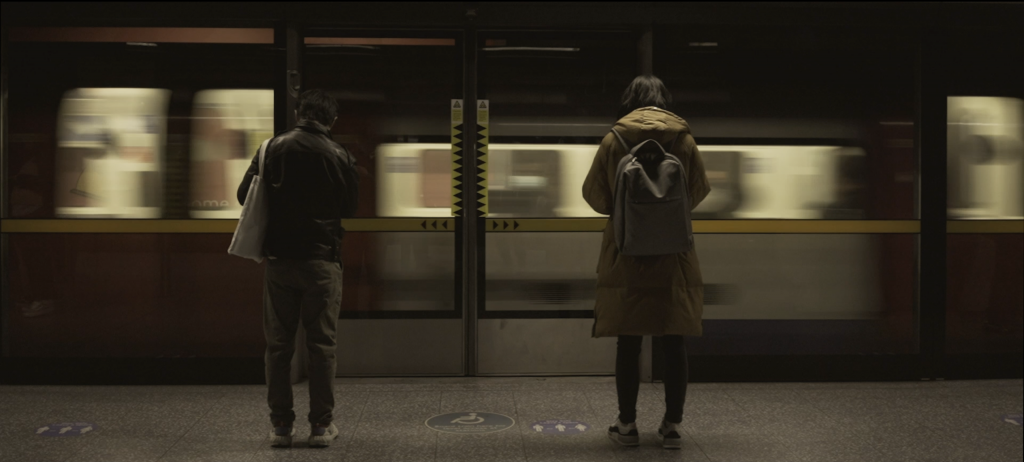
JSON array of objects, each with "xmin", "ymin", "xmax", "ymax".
[{"xmin": 237, "ymin": 89, "xmax": 358, "ymax": 448}]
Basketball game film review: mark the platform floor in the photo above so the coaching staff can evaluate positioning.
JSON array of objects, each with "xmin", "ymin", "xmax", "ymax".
[{"xmin": 1, "ymin": 378, "xmax": 1021, "ymax": 462}]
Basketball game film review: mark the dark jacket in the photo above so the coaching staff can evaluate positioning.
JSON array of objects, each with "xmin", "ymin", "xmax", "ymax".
[
  {"xmin": 582, "ymin": 107, "xmax": 711, "ymax": 337},
  {"xmin": 237, "ymin": 120, "xmax": 359, "ymax": 262}
]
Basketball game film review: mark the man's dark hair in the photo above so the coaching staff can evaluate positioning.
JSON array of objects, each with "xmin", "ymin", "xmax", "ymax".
[
  {"xmin": 619, "ymin": 75, "xmax": 673, "ymax": 119},
  {"xmin": 297, "ymin": 89, "xmax": 339, "ymax": 127}
]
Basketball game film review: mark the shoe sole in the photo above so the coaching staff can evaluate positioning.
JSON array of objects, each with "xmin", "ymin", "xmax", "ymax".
[
  {"xmin": 658, "ymin": 433, "xmax": 682, "ymax": 450},
  {"xmin": 270, "ymin": 434, "xmax": 292, "ymax": 448},
  {"xmin": 308, "ymin": 432, "xmax": 338, "ymax": 448},
  {"xmin": 607, "ymin": 430, "xmax": 640, "ymax": 446}
]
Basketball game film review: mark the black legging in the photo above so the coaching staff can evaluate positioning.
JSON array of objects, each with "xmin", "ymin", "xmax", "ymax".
[{"xmin": 615, "ymin": 335, "xmax": 689, "ymax": 424}]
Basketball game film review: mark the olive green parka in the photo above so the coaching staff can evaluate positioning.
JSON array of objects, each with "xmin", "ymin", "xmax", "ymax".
[{"xmin": 583, "ymin": 107, "xmax": 711, "ymax": 337}]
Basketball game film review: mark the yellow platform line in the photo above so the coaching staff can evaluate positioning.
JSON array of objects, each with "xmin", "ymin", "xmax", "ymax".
[
  {"xmin": 485, "ymin": 219, "xmax": 922, "ymax": 233},
  {"xmin": 15, "ymin": 219, "xmax": 1020, "ymax": 234},
  {"xmin": 0, "ymin": 218, "xmax": 457, "ymax": 233},
  {"xmin": 947, "ymin": 220, "xmax": 1024, "ymax": 234}
]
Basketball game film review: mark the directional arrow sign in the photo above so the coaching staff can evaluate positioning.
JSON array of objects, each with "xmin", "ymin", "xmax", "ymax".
[
  {"xmin": 530, "ymin": 419, "xmax": 589, "ymax": 435},
  {"xmin": 36, "ymin": 422, "xmax": 98, "ymax": 437}
]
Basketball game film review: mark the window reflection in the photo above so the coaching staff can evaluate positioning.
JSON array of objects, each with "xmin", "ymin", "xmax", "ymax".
[
  {"xmin": 55, "ymin": 88, "xmax": 169, "ymax": 218},
  {"xmin": 948, "ymin": 97, "xmax": 1024, "ymax": 219},
  {"xmin": 189, "ymin": 89, "xmax": 274, "ymax": 218}
]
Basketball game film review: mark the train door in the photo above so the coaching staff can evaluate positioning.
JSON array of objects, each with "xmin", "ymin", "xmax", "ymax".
[
  {"xmin": 472, "ymin": 30, "xmax": 641, "ymax": 375},
  {"xmin": 943, "ymin": 29, "xmax": 1024, "ymax": 375},
  {"xmin": 302, "ymin": 30, "xmax": 466, "ymax": 376}
]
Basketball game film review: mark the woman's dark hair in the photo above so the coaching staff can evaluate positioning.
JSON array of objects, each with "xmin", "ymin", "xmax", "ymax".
[
  {"xmin": 297, "ymin": 89, "xmax": 339, "ymax": 126},
  {"xmin": 618, "ymin": 75, "xmax": 672, "ymax": 119}
]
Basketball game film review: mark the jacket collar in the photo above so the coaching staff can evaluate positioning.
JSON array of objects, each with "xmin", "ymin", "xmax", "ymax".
[{"xmin": 295, "ymin": 119, "xmax": 333, "ymax": 139}]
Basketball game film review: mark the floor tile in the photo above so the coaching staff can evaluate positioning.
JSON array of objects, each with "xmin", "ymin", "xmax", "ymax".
[
  {"xmin": 158, "ymin": 435, "xmax": 265, "ymax": 462},
  {"xmin": 74, "ymin": 435, "xmax": 179, "ymax": 462},
  {"xmin": 0, "ymin": 433, "xmax": 91, "ymax": 462},
  {"xmin": 342, "ymin": 426, "xmax": 438, "ymax": 462}
]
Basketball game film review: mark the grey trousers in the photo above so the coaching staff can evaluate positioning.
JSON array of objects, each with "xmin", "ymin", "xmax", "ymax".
[{"xmin": 264, "ymin": 258, "xmax": 343, "ymax": 426}]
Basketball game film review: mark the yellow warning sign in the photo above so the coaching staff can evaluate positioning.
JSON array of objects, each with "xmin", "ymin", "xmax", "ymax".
[
  {"xmin": 452, "ymin": 99, "xmax": 464, "ymax": 216},
  {"xmin": 476, "ymin": 100, "xmax": 489, "ymax": 217}
]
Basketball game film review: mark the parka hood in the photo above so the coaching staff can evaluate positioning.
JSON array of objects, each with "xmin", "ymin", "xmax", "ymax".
[{"xmin": 613, "ymin": 107, "xmax": 690, "ymax": 149}]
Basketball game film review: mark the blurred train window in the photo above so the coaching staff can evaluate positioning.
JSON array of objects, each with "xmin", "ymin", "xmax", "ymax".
[
  {"xmin": 492, "ymin": 143, "xmax": 869, "ymax": 219},
  {"xmin": 305, "ymin": 33, "xmax": 462, "ymax": 218},
  {"xmin": 655, "ymin": 25, "xmax": 919, "ymax": 220},
  {"xmin": 377, "ymin": 144, "xmax": 455, "ymax": 217},
  {"xmin": 947, "ymin": 97, "xmax": 1024, "ymax": 220},
  {"xmin": 54, "ymin": 88, "xmax": 170, "ymax": 218},
  {"xmin": 8, "ymin": 27, "xmax": 276, "ymax": 219},
  {"xmin": 189, "ymin": 90, "xmax": 274, "ymax": 219}
]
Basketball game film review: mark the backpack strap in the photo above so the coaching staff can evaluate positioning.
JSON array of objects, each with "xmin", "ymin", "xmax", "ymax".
[
  {"xmin": 667, "ymin": 132, "xmax": 682, "ymax": 154},
  {"xmin": 610, "ymin": 128, "xmax": 630, "ymax": 151}
]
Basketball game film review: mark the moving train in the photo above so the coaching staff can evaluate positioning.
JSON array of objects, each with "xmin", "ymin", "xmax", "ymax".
[{"xmin": 49, "ymin": 89, "xmax": 1023, "ymax": 321}]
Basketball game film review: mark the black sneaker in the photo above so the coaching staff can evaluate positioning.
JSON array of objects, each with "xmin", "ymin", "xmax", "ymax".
[
  {"xmin": 657, "ymin": 420, "xmax": 683, "ymax": 449},
  {"xmin": 607, "ymin": 419, "xmax": 639, "ymax": 446}
]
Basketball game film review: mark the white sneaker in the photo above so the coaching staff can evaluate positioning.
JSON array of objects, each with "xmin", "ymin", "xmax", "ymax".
[
  {"xmin": 270, "ymin": 424, "xmax": 295, "ymax": 448},
  {"xmin": 308, "ymin": 422, "xmax": 338, "ymax": 448},
  {"xmin": 657, "ymin": 420, "xmax": 683, "ymax": 449},
  {"xmin": 607, "ymin": 419, "xmax": 639, "ymax": 446}
]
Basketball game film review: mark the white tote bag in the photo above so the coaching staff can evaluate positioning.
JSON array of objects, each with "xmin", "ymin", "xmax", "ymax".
[{"xmin": 228, "ymin": 138, "xmax": 272, "ymax": 263}]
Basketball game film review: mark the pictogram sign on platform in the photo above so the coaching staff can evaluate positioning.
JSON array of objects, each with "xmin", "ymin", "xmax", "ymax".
[{"xmin": 425, "ymin": 412, "xmax": 514, "ymax": 434}]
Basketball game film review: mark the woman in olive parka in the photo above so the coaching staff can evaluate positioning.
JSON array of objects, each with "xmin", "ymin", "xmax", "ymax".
[{"xmin": 583, "ymin": 75, "xmax": 711, "ymax": 450}]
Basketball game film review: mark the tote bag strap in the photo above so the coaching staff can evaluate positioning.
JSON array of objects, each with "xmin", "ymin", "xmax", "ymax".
[{"xmin": 257, "ymin": 138, "xmax": 271, "ymax": 177}]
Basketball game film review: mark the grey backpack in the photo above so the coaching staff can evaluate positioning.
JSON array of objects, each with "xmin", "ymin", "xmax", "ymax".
[{"xmin": 610, "ymin": 129, "xmax": 693, "ymax": 256}]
